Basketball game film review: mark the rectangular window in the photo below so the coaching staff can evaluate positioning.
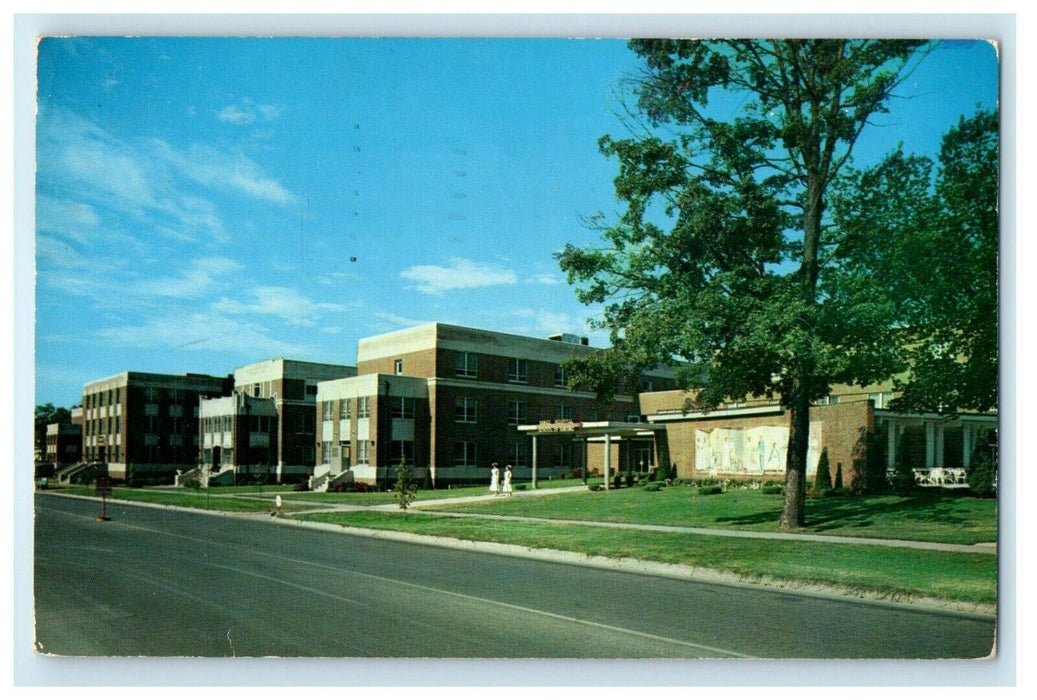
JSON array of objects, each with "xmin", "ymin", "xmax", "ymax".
[
  {"xmin": 508, "ymin": 358, "xmax": 528, "ymax": 383},
  {"xmin": 357, "ymin": 397, "xmax": 370, "ymax": 419},
  {"xmin": 252, "ymin": 383, "xmax": 261, "ymax": 397},
  {"xmin": 554, "ymin": 365, "xmax": 568, "ymax": 388},
  {"xmin": 454, "ymin": 352, "xmax": 478, "ymax": 378},
  {"xmin": 394, "ymin": 359, "xmax": 403, "ymax": 375},
  {"xmin": 507, "ymin": 400, "xmax": 527, "ymax": 426},
  {"xmin": 510, "ymin": 442, "xmax": 528, "ymax": 467},
  {"xmin": 553, "ymin": 444, "xmax": 572, "ymax": 468},
  {"xmin": 869, "ymin": 392, "xmax": 894, "ymax": 409},
  {"xmin": 391, "ymin": 396, "xmax": 415, "ymax": 419},
  {"xmin": 322, "ymin": 401, "xmax": 334, "ymax": 421},
  {"xmin": 455, "ymin": 397, "xmax": 477, "ymax": 423},
  {"xmin": 453, "ymin": 441, "xmax": 477, "ymax": 467},
  {"xmin": 357, "ymin": 441, "xmax": 370, "ymax": 465},
  {"xmin": 321, "ymin": 442, "xmax": 331, "ymax": 464},
  {"xmin": 555, "ymin": 405, "xmax": 573, "ymax": 420},
  {"xmin": 339, "ymin": 398, "xmax": 352, "ymax": 419},
  {"xmin": 390, "ymin": 440, "xmax": 415, "ymax": 466},
  {"xmin": 305, "ymin": 383, "xmax": 318, "ymax": 398}
]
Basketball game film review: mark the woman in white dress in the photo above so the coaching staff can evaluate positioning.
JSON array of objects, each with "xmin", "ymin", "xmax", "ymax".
[
  {"xmin": 502, "ymin": 465, "xmax": 513, "ymax": 496},
  {"xmin": 489, "ymin": 463, "xmax": 500, "ymax": 496}
]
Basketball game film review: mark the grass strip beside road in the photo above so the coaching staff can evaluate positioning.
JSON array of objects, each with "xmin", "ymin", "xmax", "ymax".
[
  {"xmin": 424, "ymin": 487, "xmax": 997, "ymax": 545},
  {"xmin": 292, "ymin": 510, "xmax": 997, "ymax": 606},
  {"xmin": 54, "ymin": 486, "xmax": 295, "ymax": 513}
]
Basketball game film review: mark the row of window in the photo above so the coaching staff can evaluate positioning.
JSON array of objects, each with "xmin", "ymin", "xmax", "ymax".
[
  {"xmin": 452, "ymin": 441, "xmax": 571, "ymax": 468},
  {"xmin": 453, "ymin": 352, "xmax": 570, "ymax": 387},
  {"xmin": 201, "ymin": 415, "xmax": 276, "ymax": 433},
  {"xmin": 84, "ymin": 388, "xmax": 121, "ymax": 408},
  {"xmin": 321, "ymin": 396, "xmax": 417, "ymax": 421},
  {"xmin": 84, "ymin": 416, "xmax": 120, "ymax": 435},
  {"xmin": 456, "ymin": 398, "xmax": 582, "ymax": 425},
  {"xmin": 317, "ymin": 439, "xmax": 571, "ymax": 469}
]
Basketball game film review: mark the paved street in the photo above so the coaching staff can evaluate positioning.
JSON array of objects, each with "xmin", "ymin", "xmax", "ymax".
[{"xmin": 34, "ymin": 493, "xmax": 996, "ymax": 659}]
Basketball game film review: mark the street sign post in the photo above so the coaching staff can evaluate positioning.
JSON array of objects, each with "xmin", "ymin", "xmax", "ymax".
[{"xmin": 96, "ymin": 475, "xmax": 112, "ymax": 521}]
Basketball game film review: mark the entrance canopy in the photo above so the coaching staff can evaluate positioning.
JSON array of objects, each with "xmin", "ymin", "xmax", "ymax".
[
  {"xmin": 517, "ymin": 421, "xmax": 664, "ymax": 489},
  {"xmin": 517, "ymin": 420, "xmax": 663, "ymax": 439}
]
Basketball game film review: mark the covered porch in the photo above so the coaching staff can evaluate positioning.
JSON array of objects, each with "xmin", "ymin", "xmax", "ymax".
[
  {"xmin": 517, "ymin": 420, "xmax": 665, "ymax": 490},
  {"xmin": 876, "ymin": 411, "xmax": 998, "ymax": 488}
]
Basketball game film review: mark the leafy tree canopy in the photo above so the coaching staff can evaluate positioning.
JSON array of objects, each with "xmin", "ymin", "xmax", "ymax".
[
  {"xmin": 830, "ymin": 110, "xmax": 999, "ymax": 413},
  {"xmin": 557, "ymin": 39, "xmax": 930, "ymax": 528}
]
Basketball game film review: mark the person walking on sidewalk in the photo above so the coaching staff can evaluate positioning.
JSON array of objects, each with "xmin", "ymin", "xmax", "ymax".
[
  {"xmin": 489, "ymin": 463, "xmax": 501, "ymax": 497},
  {"xmin": 502, "ymin": 464, "xmax": 513, "ymax": 496}
]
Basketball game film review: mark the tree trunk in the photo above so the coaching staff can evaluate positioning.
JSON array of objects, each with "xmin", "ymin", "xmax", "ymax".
[
  {"xmin": 782, "ymin": 172, "xmax": 824, "ymax": 530},
  {"xmin": 781, "ymin": 373, "xmax": 811, "ymax": 529}
]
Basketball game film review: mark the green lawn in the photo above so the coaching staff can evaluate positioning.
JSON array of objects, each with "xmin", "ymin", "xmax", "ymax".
[
  {"xmin": 53, "ymin": 486, "xmax": 298, "ymax": 513},
  {"xmin": 294, "ymin": 510, "xmax": 997, "ymax": 605},
  {"xmin": 282, "ymin": 477, "xmax": 593, "ymax": 505},
  {"xmin": 422, "ymin": 486, "xmax": 998, "ymax": 545}
]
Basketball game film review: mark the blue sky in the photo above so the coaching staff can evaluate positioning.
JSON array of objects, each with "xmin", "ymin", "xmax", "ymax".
[{"xmin": 33, "ymin": 37, "xmax": 999, "ymax": 407}]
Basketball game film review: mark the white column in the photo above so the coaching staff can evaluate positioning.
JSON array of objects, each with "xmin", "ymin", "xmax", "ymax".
[
  {"xmin": 604, "ymin": 433, "xmax": 612, "ymax": 490},
  {"xmin": 963, "ymin": 424, "xmax": 974, "ymax": 469},
  {"xmin": 531, "ymin": 434, "xmax": 538, "ymax": 490},
  {"xmin": 925, "ymin": 421, "xmax": 936, "ymax": 469},
  {"xmin": 887, "ymin": 420, "xmax": 897, "ymax": 469}
]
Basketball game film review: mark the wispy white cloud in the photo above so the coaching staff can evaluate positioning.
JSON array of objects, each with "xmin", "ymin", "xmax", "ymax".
[
  {"xmin": 214, "ymin": 286, "xmax": 355, "ymax": 327},
  {"xmin": 149, "ymin": 139, "xmax": 297, "ymax": 207},
  {"xmin": 139, "ymin": 257, "xmax": 245, "ymax": 299},
  {"xmin": 35, "ymin": 195, "xmax": 100, "ymax": 244},
  {"xmin": 400, "ymin": 258, "xmax": 518, "ymax": 295},
  {"xmin": 526, "ymin": 272, "xmax": 561, "ymax": 285},
  {"xmin": 96, "ymin": 312, "xmax": 314, "ymax": 357},
  {"xmin": 36, "ymin": 107, "xmax": 297, "ymax": 251},
  {"xmin": 217, "ymin": 99, "xmax": 283, "ymax": 126}
]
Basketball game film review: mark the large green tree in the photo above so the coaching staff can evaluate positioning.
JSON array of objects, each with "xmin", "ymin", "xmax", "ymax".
[
  {"xmin": 557, "ymin": 39, "xmax": 926, "ymax": 528},
  {"xmin": 831, "ymin": 110, "xmax": 999, "ymax": 414}
]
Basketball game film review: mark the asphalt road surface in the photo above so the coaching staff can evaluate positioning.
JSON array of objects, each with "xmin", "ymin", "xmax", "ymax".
[{"xmin": 34, "ymin": 493, "xmax": 996, "ymax": 659}]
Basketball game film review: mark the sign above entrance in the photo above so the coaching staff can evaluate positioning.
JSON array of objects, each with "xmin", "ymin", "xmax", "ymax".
[{"xmin": 536, "ymin": 420, "xmax": 583, "ymax": 433}]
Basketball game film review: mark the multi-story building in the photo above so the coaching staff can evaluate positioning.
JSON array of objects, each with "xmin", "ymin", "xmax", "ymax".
[
  {"xmin": 199, "ymin": 359, "xmax": 357, "ymax": 483},
  {"xmin": 44, "ymin": 422, "xmax": 82, "ymax": 468},
  {"xmin": 314, "ymin": 323, "xmax": 675, "ymax": 487},
  {"xmin": 80, "ymin": 371, "xmax": 234, "ymax": 483}
]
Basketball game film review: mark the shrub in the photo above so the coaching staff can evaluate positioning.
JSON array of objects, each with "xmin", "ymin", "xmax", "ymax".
[
  {"xmin": 833, "ymin": 462, "xmax": 844, "ymax": 490},
  {"xmin": 890, "ymin": 436, "xmax": 916, "ymax": 495},
  {"xmin": 761, "ymin": 482, "xmax": 784, "ymax": 495},
  {"xmin": 643, "ymin": 482, "xmax": 662, "ymax": 492},
  {"xmin": 697, "ymin": 485, "xmax": 723, "ymax": 496},
  {"xmin": 813, "ymin": 448, "xmax": 832, "ymax": 492},
  {"xmin": 588, "ymin": 484, "xmax": 602, "ymax": 492},
  {"xmin": 515, "ymin": 483, "xmax": 527, "ymax": 491},
  {"xmin": 968, "ymin": 452, "xmax": 997, "ymax": 498},
  {"xmin": 822, "ymin": 487, "xmax": 850, "ymax": 498},
  {"xmin": 393, "ymin": 461, "xmax": 417, "ymax": 510}
]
